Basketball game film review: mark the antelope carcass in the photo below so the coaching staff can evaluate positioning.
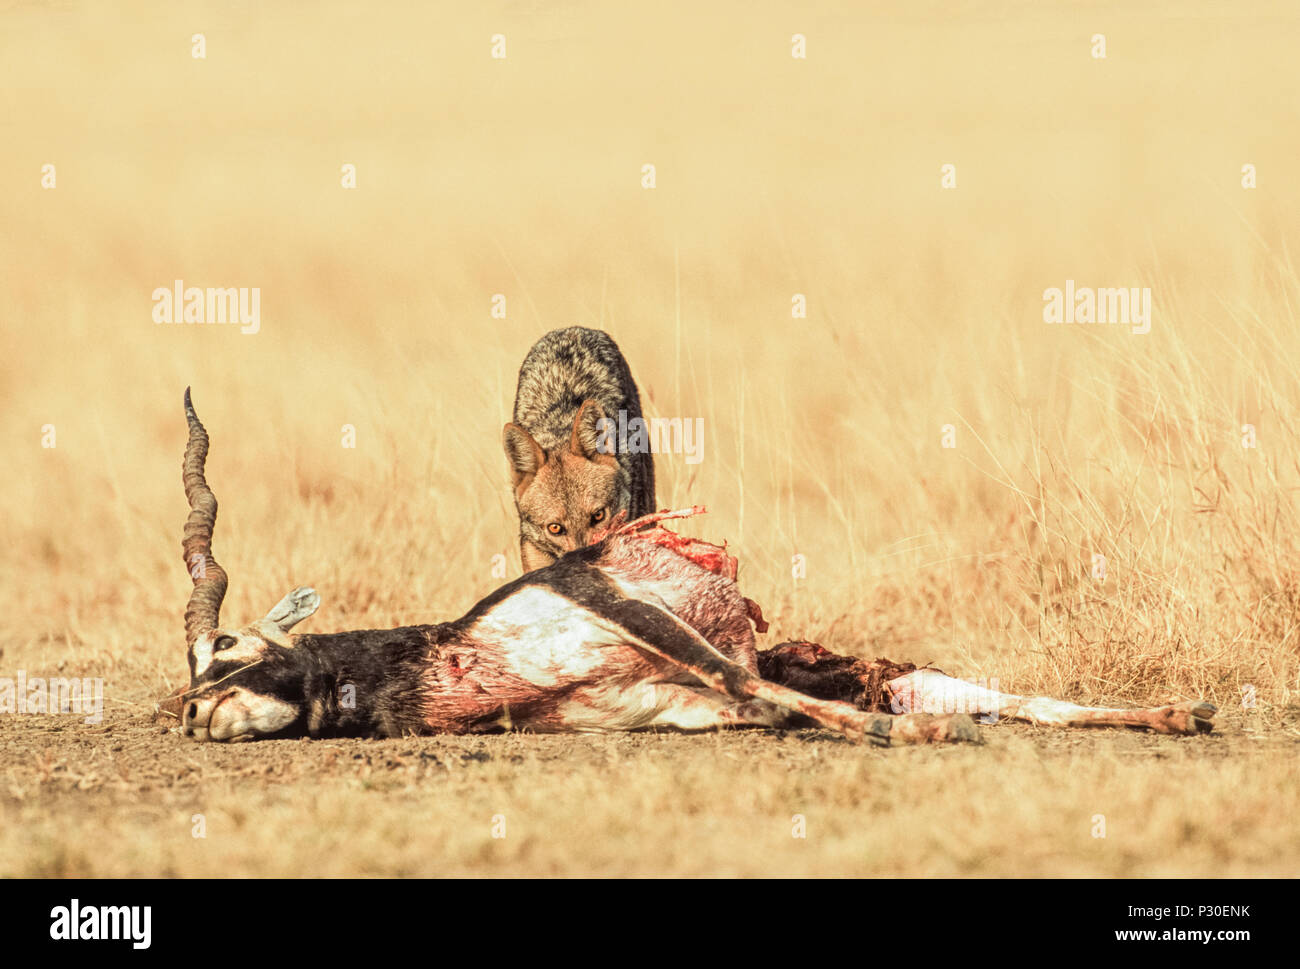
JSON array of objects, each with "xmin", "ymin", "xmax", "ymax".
[{"xmin": 172, "ymin": 390, "xmax": 1216, "ymax": 744}]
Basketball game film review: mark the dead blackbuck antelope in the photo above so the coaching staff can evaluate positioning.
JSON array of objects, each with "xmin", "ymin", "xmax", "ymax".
[{"xmin": 174, "ymin": 390, "xmax": 1217, "ymax": 744}]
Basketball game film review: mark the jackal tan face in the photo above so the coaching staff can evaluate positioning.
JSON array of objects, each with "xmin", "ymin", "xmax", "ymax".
[{"xmin": 505, "ymin": 399, "xmax": 624, "ymax": 563}]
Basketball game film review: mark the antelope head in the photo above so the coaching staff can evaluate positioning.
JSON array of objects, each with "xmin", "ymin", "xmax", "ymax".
[{"xmin": 178, "ymin": 389, "xmax": 322, "ymax": 741}]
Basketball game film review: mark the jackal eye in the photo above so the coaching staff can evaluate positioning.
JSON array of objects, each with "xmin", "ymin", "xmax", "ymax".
[
  {"xmin": 547, "ymin": 522, "xmax": 565, "ymax": 536},
  {"xmin": 590, "ymin": 508, "xmax": 607, "ymax": 525},
  {"xmin": 213, "ymin": 635, "xmax": 237, "ymax": 653}
]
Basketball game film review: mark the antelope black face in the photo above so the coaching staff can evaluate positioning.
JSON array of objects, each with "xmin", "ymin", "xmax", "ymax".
[{"xmin": 181, "ymin": 587, "xmax": 324, "ymax": 741}]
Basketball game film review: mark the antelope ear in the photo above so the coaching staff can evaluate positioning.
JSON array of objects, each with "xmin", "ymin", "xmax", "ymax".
[
  {"xmin": 262, "ymin": 586, "xmax": 321, "ymax": 635},
  {"xmin": 569, "ymin": 399, "xmax": 613, "ymax": 461},
  {"xmin": 504, "ymin": 423, "xmax": 544, "ymax": 493}
]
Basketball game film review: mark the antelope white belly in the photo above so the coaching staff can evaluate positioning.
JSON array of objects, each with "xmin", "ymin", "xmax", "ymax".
[{"xmin": 468, "ymin": 585, "xmax": 629, "ymax": 687}]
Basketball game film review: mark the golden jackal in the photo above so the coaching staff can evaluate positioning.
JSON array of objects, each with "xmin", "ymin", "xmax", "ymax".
[{"xmin": 504, "ymin": 326, "xmax": 657, "ymax": 572}]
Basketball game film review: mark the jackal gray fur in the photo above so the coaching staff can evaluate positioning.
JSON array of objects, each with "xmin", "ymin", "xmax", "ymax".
[{"xmin": 504, "ymin": 326, "xmax": 657, "ymax": 572}]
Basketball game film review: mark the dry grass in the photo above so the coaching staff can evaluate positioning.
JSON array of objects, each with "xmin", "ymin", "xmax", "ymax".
[{"xmin": 1, "ymin": 0, "xmax": 1299, "ymax": 876}]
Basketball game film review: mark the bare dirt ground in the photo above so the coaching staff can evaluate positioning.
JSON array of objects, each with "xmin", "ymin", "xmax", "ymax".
[{"xmin": 3, "ymin": 684, "xmax": 1296, "ymax": 876}]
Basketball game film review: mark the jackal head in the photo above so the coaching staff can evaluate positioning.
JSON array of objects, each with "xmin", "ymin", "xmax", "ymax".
[
  {"xmin": 503, "ymin": 399, "xmax": 624, "ymax": 565},
  {"xmin": 177, "ymin": 389, "xmax": 323, "ymax": 741}
]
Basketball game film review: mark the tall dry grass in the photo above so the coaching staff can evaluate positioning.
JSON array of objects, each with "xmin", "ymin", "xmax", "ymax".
[{"xmin": 2, "ymin": 0, "xmax": 1299, "ymax": 722}]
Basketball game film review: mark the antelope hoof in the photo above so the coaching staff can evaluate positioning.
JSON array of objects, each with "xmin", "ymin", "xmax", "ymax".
[
  {"xmin": 851, "ymin": 713, "xmax": 893, "ymax": 747},
  {"xmin": 1148, "ymin": 700, "xmax": 1217, "ymax": 735},
  {"xmin": 889, "ymin": 712, "xmax": 982, "ymax": 745}
]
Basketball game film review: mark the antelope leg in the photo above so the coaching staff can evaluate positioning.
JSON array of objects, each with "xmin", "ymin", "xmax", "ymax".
[
  {"xmin": 887, "ymin": 669, "xmax": 1217, "ymax": 735},
  {"xmin": 637, "ymin": 683, "xmax": 801, "ymax": 732},
  {"xmin": 553, "ymin": 567, "xmax": 977, "ymax": 745},
  {"xmin": 610, "ymin": 598, "xmax": 894, "ymax": 744}
]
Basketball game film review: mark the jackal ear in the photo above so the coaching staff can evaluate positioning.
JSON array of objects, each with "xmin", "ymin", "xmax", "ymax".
[
  {"xmin": 504, "ymin": 423, "xmax": 544, "ymax": 492},
  {"xmin": 569, "ymin": 399, "xmax": 614, "ymax": 462}
]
